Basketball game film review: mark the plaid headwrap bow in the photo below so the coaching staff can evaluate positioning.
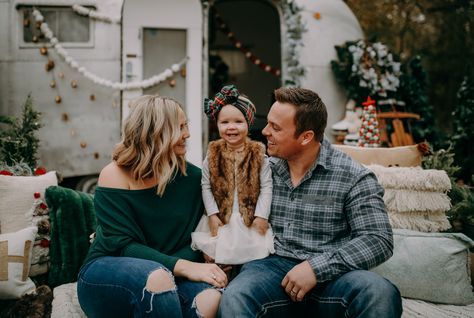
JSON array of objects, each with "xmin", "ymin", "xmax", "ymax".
[{"xmin": 203, "ymin": 85, "xmax": 256, "ymax": 125}]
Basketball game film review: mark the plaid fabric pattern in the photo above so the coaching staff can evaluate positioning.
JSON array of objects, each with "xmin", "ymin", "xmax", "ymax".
[
  {"xmin": 269, "ymin": 139, "xmax": 394, "ymax": 283},
  {"xmin": 203, "ymin": 85, "xmax": 256, "ymax": 125}
]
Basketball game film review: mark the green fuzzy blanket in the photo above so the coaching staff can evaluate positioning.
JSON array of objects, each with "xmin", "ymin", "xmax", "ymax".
[{"xmin": 45, "ymin": 186, "xmax": 96, "ymax": 288}]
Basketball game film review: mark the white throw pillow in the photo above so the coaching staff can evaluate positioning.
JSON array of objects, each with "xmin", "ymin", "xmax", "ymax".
[
  {"xmin": 371, "ymin": 229, "xmax": 474, "ymax": 305},
  {"xmin": 0, "ymin": 227, "xmax": 37, "ymax": 299},
  {"xmin": 0, "ymin": 171, "xmax": 57, "ymax": 234},
  {"xmin": 333, "ymin": 144, "xmax": 422, "ymax": 167}
]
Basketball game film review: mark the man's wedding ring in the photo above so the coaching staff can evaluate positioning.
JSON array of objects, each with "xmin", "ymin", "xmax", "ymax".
[{"xmin": 291, "ymin": 290, "xmax": 297, "ymax": 295}]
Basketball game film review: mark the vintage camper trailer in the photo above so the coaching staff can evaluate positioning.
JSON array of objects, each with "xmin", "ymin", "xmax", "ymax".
[{"xmin": 0, "ymin": 0, "xmax": 363, "ymax": 191}]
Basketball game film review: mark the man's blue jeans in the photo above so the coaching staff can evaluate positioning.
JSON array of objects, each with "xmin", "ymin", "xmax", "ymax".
[
  {"xmin": 77, "ymin": 256, "xmax": 213, "ymax": 318},
  {"xmin": 219, "ymin": 255, "xmax": 402, "ymax": 318}
]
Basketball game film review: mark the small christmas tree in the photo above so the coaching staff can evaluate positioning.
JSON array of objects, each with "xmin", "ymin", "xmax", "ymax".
[
  {"xmin": 358, "ymin": 96, "xmax": 381, "ymax": 147},
  {"xmin": 0, "ymin": 95, "xmax": 42, "ymax": 170}
]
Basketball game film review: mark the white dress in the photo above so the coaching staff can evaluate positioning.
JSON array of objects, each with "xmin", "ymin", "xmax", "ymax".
[{"xmin": 191, "ymin": 155, "xmax": 275, "ymax": 265}]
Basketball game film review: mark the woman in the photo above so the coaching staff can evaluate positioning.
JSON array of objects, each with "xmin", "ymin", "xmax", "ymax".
[{"xmin": 77, "ymin": 95, "xmax": 226, "ymax": 318}]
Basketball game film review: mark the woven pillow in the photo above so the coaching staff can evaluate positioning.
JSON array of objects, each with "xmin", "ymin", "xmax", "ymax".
[
  {"xmin": 0, "ymin": 171, "xmax": 57, "ymax": 276},
  {"xmin": 371, "ymin": 229, "xmax": 474, "ymax": 305},
  {"xmin": 0, "ymin": 171, "xmax": 57, "ymax": 233},
  {"xmin": 0, "ymin": 227, "xmax": 37, "ymax": 299}
]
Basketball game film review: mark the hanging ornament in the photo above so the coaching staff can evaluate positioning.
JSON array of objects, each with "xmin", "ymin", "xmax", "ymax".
[
  {"xmin": 93, "ymin": 152, "xmax": 100, "ymax": 159},
  {"xmin": 45, "ymin": 60, "xmax": 55, "ymax": 72},
  {"xmin": 168, "ymin": 79, "xmax": 176, "ymax": 87},
  {"xmin": 49, "ymin": 80, "xmax": 56, "ymax": 88},
  {"xmin": 61, "ymin": 113, "xmax": 69, "ymax": 121},
  {"xmin": 58, "ymin": 72, "xmax": 64, "ymax": 79},
  {"xmin": 90, "ymin": 94, "xmax": 96, "ymax": 101},
  {"xmin": 40, "ymin": 46, "xmax": 48, "ymax": 55},
  {"xmin": 180, "ymin": 67, "xmax": 186, "ymax": 78},
  {"xmin": 32, "ymin": 35, "xmax": 38, "ymax": 43},
  {"xmin": 313, "ymin": 12, "xmax": 321, "ymax": 20},
  {"xmin": 55, "ymin": 95, "xmax": 62, "ymax": 104},
  {"xmin": 71, "ymin": 80, "xmax": 78, "ymax": 88},
  {"xmin": 23, "ymin": 19, "xmax": 30, "ymax": 27},
  {"xmin": 80, "ymin": 141, "xmax": 87, "ymax": 148}
]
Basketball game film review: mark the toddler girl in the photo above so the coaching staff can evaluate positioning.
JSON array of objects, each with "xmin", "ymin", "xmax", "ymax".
[{"xmin": 191, "ymin": 85, "xmax": 274, "ymax": 265}]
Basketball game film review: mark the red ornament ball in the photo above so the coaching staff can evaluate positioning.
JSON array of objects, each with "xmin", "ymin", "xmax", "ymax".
[
  {"xmin": 40, "ymin": 239, "xmax": 50, "ymax": 248},
  {"xmin": 34, "ymin": 192, "xmax": 41, "ymax": 199},
  {"xmin": 34, "ymin": 167, "xmax": 47, "ymax": 175}
]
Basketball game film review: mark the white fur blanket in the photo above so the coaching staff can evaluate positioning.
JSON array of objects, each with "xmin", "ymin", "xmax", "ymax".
[
  {"xmin": 366, "ymin": 165, "xmax": 451, "ymax": 192},
  {"xmin": 384, "ymin": 190, "xmax": 451, "ymax": 213},
  {"xmin": 365, "ymin": 164, "xmax": 452, "ymax": 232},
  {"xmin": 388, "ymin": 211, "xmax": 452, "ymax": 232}
]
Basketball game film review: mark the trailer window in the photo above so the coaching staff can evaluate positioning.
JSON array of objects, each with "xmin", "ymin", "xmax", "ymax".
[{"xmin": 22, "ymin": 7, "xmax": 91, "ymax": 43}]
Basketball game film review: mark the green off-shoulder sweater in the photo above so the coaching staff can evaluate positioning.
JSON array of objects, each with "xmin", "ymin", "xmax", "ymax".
[{"xmin": 83, "ymin": 163, "xmax": 204, "ymax": 271}]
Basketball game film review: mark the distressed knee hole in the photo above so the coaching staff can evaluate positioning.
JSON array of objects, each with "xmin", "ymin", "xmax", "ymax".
[
  {"xmin": 145, "ymin": 269, "xmax": 175, "ymax": 293},
  {"xmin": 194, "ymin": 289, "xmax": 221, "ymax": 318}
]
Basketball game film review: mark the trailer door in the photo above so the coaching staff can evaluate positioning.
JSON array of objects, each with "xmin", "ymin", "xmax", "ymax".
[{"xmin": 122, "ymin": 0, "xmax": 203, "ymax": 166}]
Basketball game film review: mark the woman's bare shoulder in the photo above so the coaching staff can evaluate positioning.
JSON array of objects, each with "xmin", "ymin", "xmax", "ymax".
[{"xmin": 98, "ymin": 162, "xmax": 130, "ymax": 189}]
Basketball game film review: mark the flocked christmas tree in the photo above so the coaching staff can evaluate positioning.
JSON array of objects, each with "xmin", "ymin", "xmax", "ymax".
[
  {"xmin": 0, "ymin": 95, "xmax": 42, "ymax": 170},
  {"xmin": 358, "ymin": 96, "xmax": 381, "ymax": 147}
]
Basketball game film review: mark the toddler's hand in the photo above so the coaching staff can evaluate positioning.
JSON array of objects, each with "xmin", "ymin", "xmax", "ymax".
[
  {"xmin": 252, "ymin": 217, "xmax": 269, "ymax": 235},
  {"xmin": 208, "ymin": 214, "xmax": 223, "ymax": 237},
  {"xmin": 203, "ymin": 253, "xmax": 215, "ymax": 263}
]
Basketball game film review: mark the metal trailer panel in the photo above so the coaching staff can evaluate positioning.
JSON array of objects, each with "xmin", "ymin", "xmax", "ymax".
[{"xmin": 0, "ymin": 0, "xmax": 122, "ymax": 178}]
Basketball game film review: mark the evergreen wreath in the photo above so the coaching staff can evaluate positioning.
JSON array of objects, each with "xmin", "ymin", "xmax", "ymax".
[{"xmin": 331, "ymin": 40, "xmax": 402, "ymax": 106}]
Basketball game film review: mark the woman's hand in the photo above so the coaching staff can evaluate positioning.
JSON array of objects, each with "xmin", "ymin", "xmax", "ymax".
[
  {"xmin": 208, "ymin": 214, "xmax": 223, "ymax": 237},
  {"xmin": 174, "ymin": 259, "xmax": 228, "ymax": 288},
  {"xmin": 252, "ymin": 217, "xmax": 269, "ymax": 235}
]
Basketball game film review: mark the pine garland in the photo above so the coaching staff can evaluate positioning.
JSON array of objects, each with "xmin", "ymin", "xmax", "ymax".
[
  {"xmin": 398, "ymin": 56, "xmax": 443, "ymax": 147},
  {"xmin": 451, "ymin": 76, "xmax": 474, "ymax": 184}
]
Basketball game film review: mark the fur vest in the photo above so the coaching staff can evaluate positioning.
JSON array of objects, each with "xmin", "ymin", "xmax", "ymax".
[{"xmin": 207, "ymin": 139, "xmax": 265, "ymax": 227}]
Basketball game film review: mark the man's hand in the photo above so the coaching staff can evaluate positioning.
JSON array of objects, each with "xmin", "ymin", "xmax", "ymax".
[
  {"xmin": 208, "ymin": 214, "xmax": 223, "ymax": 236},
  {"xmin": 251, "ymin": 217, "xmax": 269, "ymax": 235},
  {"xmin": 281, "ymin": 261, "xmax": 317, "ymax": 302}
]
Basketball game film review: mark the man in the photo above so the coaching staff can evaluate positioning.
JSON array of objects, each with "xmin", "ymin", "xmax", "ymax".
[{"xmin": 219, "ymin": 87, "xmax": 402, "ymax": 317}]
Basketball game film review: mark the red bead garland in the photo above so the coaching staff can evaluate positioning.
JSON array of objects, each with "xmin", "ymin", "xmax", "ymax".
[{"xmin": 214, "ymin": 13, "xmax": 281, "ymax": 77}]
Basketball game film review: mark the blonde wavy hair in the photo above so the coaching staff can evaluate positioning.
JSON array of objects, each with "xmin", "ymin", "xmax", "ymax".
[{"xmin": 113, "ymin": 95, "xmax": 187, "ymax": 196}]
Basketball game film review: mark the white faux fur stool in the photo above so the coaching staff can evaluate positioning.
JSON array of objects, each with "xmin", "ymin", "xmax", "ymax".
[{"xmin": 51, "ymin": 283, "xmax": 86, "ymax": 318}]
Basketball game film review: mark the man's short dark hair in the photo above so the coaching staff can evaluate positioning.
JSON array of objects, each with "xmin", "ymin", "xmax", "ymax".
[{"xmin": 273, "ymin": 87, "xmax": 327, "ymax": 141}]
